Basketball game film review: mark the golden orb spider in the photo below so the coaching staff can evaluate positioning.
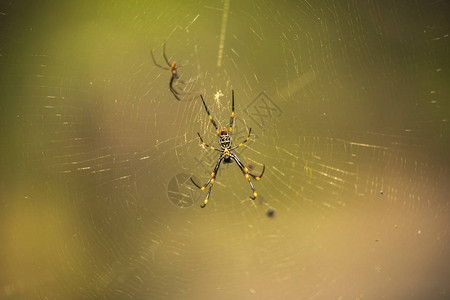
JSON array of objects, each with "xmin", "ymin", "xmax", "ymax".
[
  {"xmin": 150, "ymin": 42, "xmax": 183, "ymax": 101},
  {"xmin": 191, "ymin": 90, "xmax": 265, "ymax": 208}
]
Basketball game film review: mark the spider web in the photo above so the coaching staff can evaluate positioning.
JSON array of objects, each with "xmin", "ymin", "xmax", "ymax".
[{"xmin": 1, "ymin": 0, "xmax": 450, "ymax": 299}]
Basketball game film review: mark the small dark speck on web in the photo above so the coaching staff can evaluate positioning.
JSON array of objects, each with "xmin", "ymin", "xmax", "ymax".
[{"xmin": 266, "ymin": 209, "xmax": 275, "ymax": 218}]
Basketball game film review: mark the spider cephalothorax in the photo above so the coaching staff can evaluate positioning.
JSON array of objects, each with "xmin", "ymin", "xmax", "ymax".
[
  {"xmin": 170, "ymin": 62, "xmax": 178, "ymax": 77},
  {"xmin": 191, "ymin": 90, "xmax": 265, "ymax": 208}
]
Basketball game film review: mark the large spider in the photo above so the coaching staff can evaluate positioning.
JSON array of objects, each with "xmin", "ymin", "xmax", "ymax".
[
  {"xmin": 191, "ymin": 90, "xmax": 265, "ymax": 208},
  {"xmin": 150, "ymin": 42, "xmax": 183, "ymax": 101}
]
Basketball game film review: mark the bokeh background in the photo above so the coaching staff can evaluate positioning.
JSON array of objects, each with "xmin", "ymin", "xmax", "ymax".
[{"xmin": 1, "ymin": 0, "xmax": 449, "ymax": 299}]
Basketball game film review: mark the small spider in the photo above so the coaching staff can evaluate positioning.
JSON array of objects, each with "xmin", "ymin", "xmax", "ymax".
[
  {"xmin": 151, "ymin": 42, "xmax": 183, "ymax": 101},
  {"xmin": 191, "ymin": 90, "xmax": 265, "ymax": 208}
]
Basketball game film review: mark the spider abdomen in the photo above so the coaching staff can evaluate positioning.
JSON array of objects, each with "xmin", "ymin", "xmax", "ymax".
[{"xmin": 219, "ymin": 132, "xmax": 231, "ymax": 149}]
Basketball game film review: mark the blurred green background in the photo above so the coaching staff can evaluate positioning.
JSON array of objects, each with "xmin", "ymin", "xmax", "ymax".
[{"xmin": 1, "ymin": 0, "xmax": 449, "ymax": 299}]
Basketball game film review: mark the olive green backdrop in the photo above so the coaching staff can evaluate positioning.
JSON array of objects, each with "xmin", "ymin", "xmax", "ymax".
[{"xmin": 1, "ymin": 1, "xmax": 449, "ymax": 299}]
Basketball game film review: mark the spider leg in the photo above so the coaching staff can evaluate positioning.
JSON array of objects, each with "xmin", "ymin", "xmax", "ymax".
[
  {"xmin": 196, "ymin": 133, "xmax": 221, "ymax": 151},
  {"xmin": 230, "ymin": 153, "xmax": 264, "ymax": 200},
  {"xmin": 230, "ymin": 128, "xmax": 252, "ymax": 151},
  {"xmin": 150, "ymin": 49, "xmax": 170, "ymax": 70},
  {"xmin": 202, "ymin": 180, "xmax": 216, "ymax": 208},
  {"xmin": 252, "ymin": 164, "xmax": 265, "ymax": 179},
  {"xmin": 229, "ymin": 90, "xmax": 235, "ymax": 133},
  {"xmin": 191, "ymin": 155, "xmax": 224, "ymax": 207},
  {"xmin": 170, "ymin": 89, "xmax": 181, "ymax": 101},
  {"xmin": 190, "ymin": 177, "xmax": 202, "ymax": 189},
  {"xmin": 162, "ymin": 42, "xmax": 172, "ymax": 68},
  {"xmin": 231, "ymin": 153, "xmax": 264, "ymax": 179},
  {"xmin": 170, "ymin": 75, "xmax": 185, "ymax": 91},
  {"xmin": 169, "ymin": 76, "xmax": 181, "ymax": 101},
  {"xmin": 200, "ymin": 95, "xmax": 220, "ymax": 136},
  {"xmin": 191, "ymin": 156, "xmax": 222, "ymax": 189}
]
